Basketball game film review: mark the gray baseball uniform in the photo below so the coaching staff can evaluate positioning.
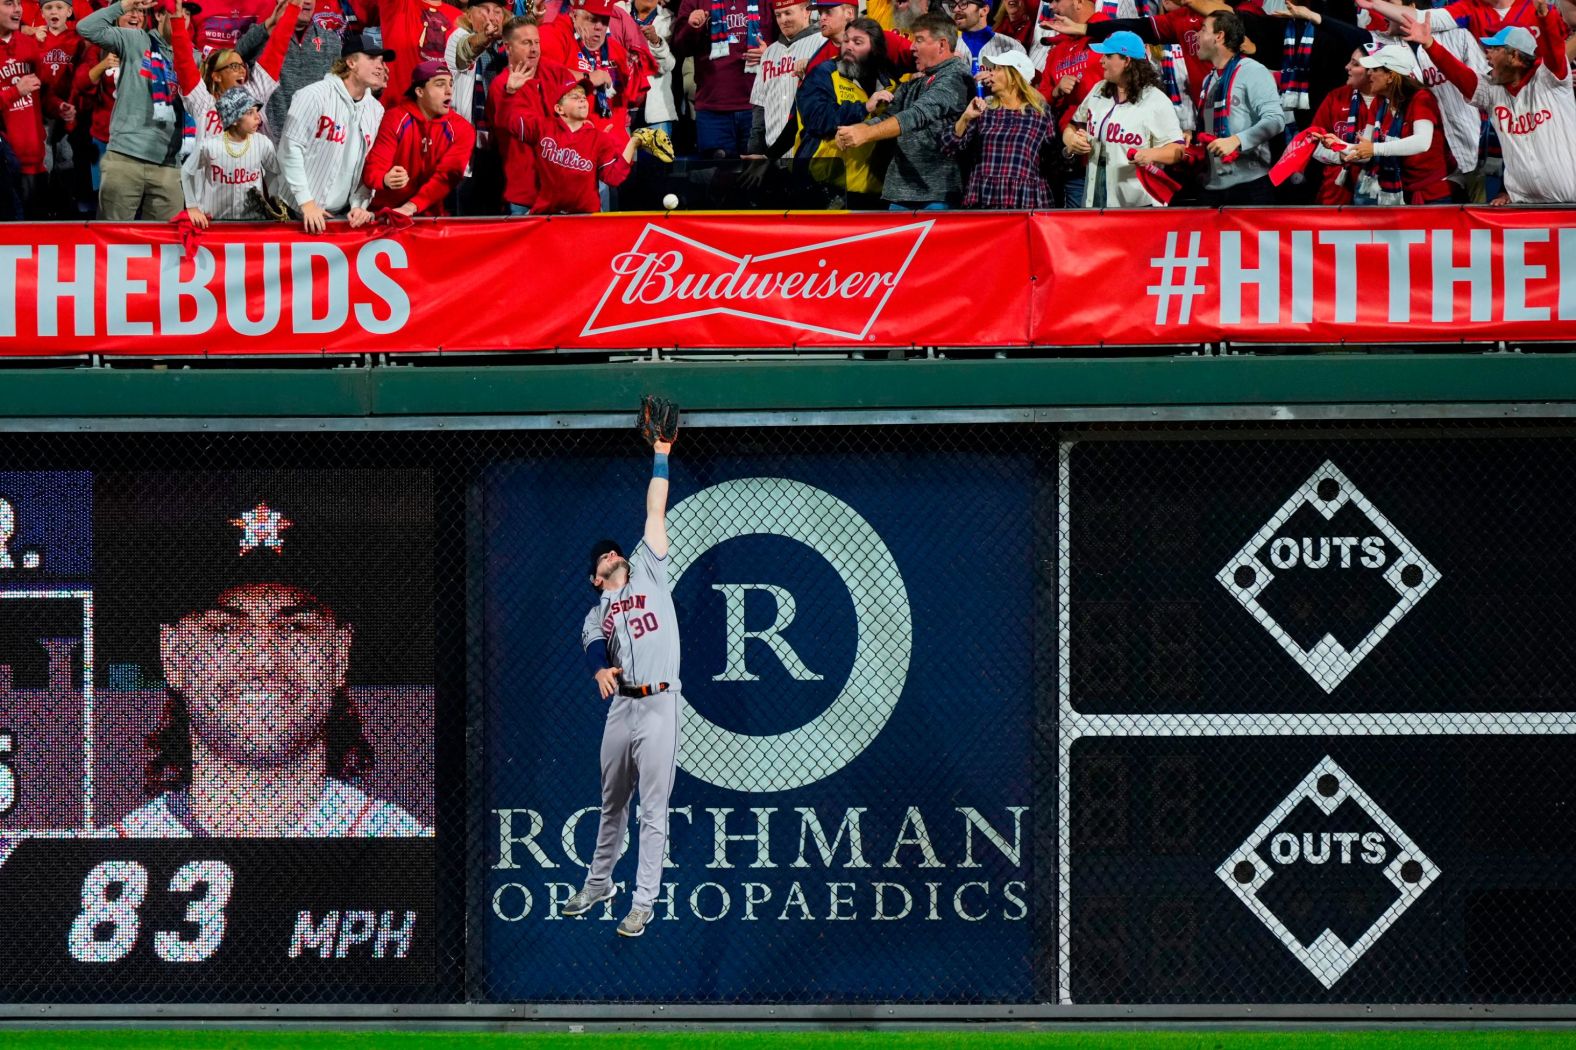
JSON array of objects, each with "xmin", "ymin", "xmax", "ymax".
[{"xmin": 579, "ymin": 545, "xmax": 682, "ymax": 911}]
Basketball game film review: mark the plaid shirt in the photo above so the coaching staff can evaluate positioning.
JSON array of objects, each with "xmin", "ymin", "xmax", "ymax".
[{"xmin": 940, "ymin": 105, "xmax": 1055, "ymax": 209}]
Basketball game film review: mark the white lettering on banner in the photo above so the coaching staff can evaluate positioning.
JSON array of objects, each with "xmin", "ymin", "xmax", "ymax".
[
  {"xmin": 161, "ymin": 245, "xmax": 220, "ymax": 335},
  {"xmin": 1150, "ymin": 226, "xmax": 1574, "ymax": 328},
  {"xmin": 488, "ymin": 805, "xmax": 1029, "ymax": 924},
  {"xmin": 582, "ymin": 222, "xmax": 932, "ymax": 341},
  {"xmin": 2, "ymin": 239, "xmax": 410, "ymax": 341}
]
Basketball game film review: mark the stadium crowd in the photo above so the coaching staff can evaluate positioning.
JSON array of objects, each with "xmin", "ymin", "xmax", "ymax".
[{"xmin": 1, "ymin": 0, "xmax": 1573, "ymax": 220}]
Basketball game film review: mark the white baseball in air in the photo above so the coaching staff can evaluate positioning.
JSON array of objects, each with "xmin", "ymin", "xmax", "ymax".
[{"xmin": 662, "ymin": 193, "xmax": 679, "ymax": 210}]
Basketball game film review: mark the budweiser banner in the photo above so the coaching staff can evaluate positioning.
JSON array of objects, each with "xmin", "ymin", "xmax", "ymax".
[{"xmin": 1, "ymin": 209, "xmax": 1573, "ymax": 356}]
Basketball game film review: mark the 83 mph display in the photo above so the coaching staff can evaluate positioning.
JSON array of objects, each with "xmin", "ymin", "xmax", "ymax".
[{"xmin": 0, "ymin": 470, "xmax": 436, "ymax": 1001}]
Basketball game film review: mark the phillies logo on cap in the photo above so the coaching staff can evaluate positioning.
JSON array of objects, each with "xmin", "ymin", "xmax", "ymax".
[{"xmin": 582, "ymin": 222, "xmax": 933, "ymax": 341}]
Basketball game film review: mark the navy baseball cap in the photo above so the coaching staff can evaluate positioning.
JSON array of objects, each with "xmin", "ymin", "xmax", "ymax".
[
  {"xmin": 588, "ymin": 539, "xmax": 623, "ymax": 580},
  {"xmin": 341, "ymin": 30, "xmax": 396, "ymax": 60}
]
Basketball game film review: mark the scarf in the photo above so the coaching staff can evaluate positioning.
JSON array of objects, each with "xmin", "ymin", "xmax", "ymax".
[
  {"xmin": 710, "ymin": 0, "xmax": 759, "ymax": 60},
  {"xmin": 1279, "ymin": 18, "xmax": 1314, "ymax": 110},
  {"xmin": 1202, "ymin": 53, "xmax": 1241, "ymax": 141},
  {"xmin": 578, "ymin": 37, "xmax": 614, "ymax": 118},
  {"xmin": 1160, "ymin": 44, "xmax": 1181, "ymax": 106},
  {"xmin": 139, "ymin": 35, "xmax": 176, "ymax": 124},
  {"xmin": 1354, "ymin": 95, "xmax": 1406, "ymax": 203},
  {"xmin": 472, "ymin": 39, "xmax": 502, "ymax": 135}
]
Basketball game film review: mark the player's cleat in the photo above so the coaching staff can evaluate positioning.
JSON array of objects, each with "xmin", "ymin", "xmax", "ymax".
[
  {"xmin": 562, "ymin": 885, "xmax": 617, "ymax": 917},
  {"xmin": 617, "ymin": 906, "xmax": 653, "ymax": 938}
]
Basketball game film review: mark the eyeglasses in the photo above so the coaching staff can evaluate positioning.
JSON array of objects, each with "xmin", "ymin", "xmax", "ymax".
[{"xmin": 214, "ymin": 60, "xmax": 246, "ymax": 73}]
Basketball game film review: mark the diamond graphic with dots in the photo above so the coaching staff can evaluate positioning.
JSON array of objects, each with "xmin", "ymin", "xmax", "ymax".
[
  {"xmin": 1216, "ymin": 460, "xmax": 1440, "ymax": 693},
  {"xmin": 1217, "ymin": 756, "xmax": 1439, "ymax": 989}
]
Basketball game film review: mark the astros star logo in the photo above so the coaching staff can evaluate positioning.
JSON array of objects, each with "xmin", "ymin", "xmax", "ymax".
[{"xmin": 230, "ymin": 502, "xmax": 293, "ymax": 556}]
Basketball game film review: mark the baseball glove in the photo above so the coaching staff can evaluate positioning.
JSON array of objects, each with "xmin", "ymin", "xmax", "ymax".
[
  {"xmin": 246, "ymin": 187, "xmax": 293, "ymax": 222},
  {"xmin": 631, "ymin": 126, "xmax": 676, "ymax": 164},
  {"xmin": 638, "ymin": 395, "xmax": 680, "ymax": 447}
]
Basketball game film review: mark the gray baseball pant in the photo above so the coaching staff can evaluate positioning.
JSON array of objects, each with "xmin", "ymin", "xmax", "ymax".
[{"xmin": 583, "ymin": 690, "xmax": 680, "ymax": 911}]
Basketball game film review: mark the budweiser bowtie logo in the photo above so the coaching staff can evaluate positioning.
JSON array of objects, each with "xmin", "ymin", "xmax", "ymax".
[{"xmin": 581, "ymin": 221, "xmax": 934, "ymax": 341}]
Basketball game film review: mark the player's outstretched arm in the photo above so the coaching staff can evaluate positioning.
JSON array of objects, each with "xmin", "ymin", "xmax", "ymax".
[{"xmin": 645, "ymin": 440, "xmax": 671, "ymax": 559}]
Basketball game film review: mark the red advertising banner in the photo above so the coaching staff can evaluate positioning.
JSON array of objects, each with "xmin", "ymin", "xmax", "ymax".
[
  {"xmin": 1, "ymin": 209, "xmax": 1572, "ymax": 356},
  {"xmin": 0, "ymin": 213, "xmax": 1033, "ymax": 356},
  {"xmin": 1030, "ymin": 207, "xmax": 1576, "ymax": 346}
]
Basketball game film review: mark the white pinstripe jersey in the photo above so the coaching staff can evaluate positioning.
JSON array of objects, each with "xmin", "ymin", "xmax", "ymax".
[
  {"xmin": 181, "ymin": 133, "xmax": 279, "ymax": 218},
  {"xmin": 750, "ymin": 28, "xmax": 827, "ymax": 144}
]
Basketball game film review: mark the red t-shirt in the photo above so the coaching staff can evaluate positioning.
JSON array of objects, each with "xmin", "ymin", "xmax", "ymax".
[
  {"xmin": 512, "ymin": 109, "xmax": 630, "ymax": 213},
  {"xmin": 1150, "ymin": 8, "xmax": 1208, "ymax": 106},
  {"xmin": 1441, "ymin": 0, "xmax": 1539, "ymax": 41},
  {"xmin": 1037, "ymin": 10, "xmax": 1107, "ymax": 129},
  {"xmin": 194, "ymin": 0, "xmax": 274, "ymax": 54}
]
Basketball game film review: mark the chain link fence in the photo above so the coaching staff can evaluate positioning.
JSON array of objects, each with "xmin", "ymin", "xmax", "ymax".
[{"xmin": 0, "ymin": 418, "xmax": 1569, "ymax": 1010}]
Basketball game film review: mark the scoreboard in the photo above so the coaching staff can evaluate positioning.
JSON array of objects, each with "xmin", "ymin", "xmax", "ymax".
[
  {"xmin": 1059, "ymin": 435, "xmax": 1576, "ymax": 1004},
  {"xmin": 1, "ymin": 423, "xmax": 1575, "ymax": 1010},
  {"xmin": 0, "ymin": 469, "xmax": 436, "ymax": 1001}
]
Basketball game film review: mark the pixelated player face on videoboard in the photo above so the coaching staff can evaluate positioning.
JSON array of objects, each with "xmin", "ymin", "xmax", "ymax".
[{"xmin": 0, "ymin": 470, "xmax": 436, "ymax": 996}]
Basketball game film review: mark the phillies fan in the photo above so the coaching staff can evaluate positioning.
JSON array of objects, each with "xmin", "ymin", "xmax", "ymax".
[
  {"xmin": 951, "ymin": 0, "xmax": 1026, "ymax": 74},
  {"xmin": 1037, "ymin": 0, "xmax": 1108, "ymax": 205},
  {"xmin": 801, "ymin": 0, "xmax": 912, "ymax": 80},
  {"xmin": 1307, "ymin": 44, "xmax": 1377, "ymax": 204},
  {"xmin": 235, "ymin": 0, "xmax": 346, "ymax": 142},
  {"xmin": 941, "ymin": 50, "xmax": 1056, "ymax": 207},
  {"xmin": 1065, "ymin": 30, "xmax": 1185, "ymax": 206},
  {"xmin": 745, "ymin": 0, "xmax": 820, "ymax": 157},
  {"xmin": 362, "ymin": 58, "xmax": 474, "ymax": 214},
  {"xmin": 379, "ymin": 0, "xmax": 462, "ymax": 101},
  {"xmin": 277, "ymin": 28, "xmax": 386, "ymax": 230},
  {"xmin": 1320, "ymin": 43, "xmax": 1450, "ymax": 205},
  {"xmin": 1193, "ymin": 8, "xmax": 1284, "ymax": 204},
  {"xmin": 1404, "ymin": 4, "xmax": 1576, "ymax": 204},
  {"xmin": 1, "ymin": 0, "xmax": 72, "ymax": 215},
  {"xmin": 507, "ymin": 65, "xmax": 663, "ymax": 212},
  {"xmin": 669, "ymin": 0, "xmax": 759, "ymax": 157},
  {"xmin": 181, "ymin": 85, "xmax": 279, "ymax": 223},
  {"xmin": 834, "ymin": 13, "xmax": 973, "ymax": 209},
  {"xmin": 442, "ymin": 0, "xmax": 505, "ymax": 212},
  {"xmin": 794, "ymin": 15, "xmax": 896, "ymax": 206},
  {"xmin": 540, "ymin": 0, "xmax": 649, "ymax": 141},
  {"xmin": 1049, "ymin": 0, "xmax": 1207, "ymax": 131},
  {"xmin": 170, "ymin": 0, "xmax": 297, "ymax": 142},
  {"xmin": 489, "ymin": 16, "xmax": 563, "ymax": 213}
]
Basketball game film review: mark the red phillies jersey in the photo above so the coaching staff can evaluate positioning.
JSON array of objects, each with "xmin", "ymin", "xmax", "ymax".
[
  {"xmin": 380, "ymin": 0, "xmax": 462, "ymax": 101},
  {"xmin": 1037, "ymin": 10, "xmax": 1108, "ymax": 129},
  {"xmin": 1308, "ymin": 85, "xmax": 1375, "ymax": 204},
  {"xmin": 511, "ymin": 108, "xmax": 630, "ymax": 213},
  {"xmin": 194, "ymin": 0, "xmax": 274, "ymax": 53},
  {"xmin": 489, "ymin": 60, "xmax": 566, "ymax": 208},
  {"xmin": 539, "ymin": 16, "xmax": 647, "ymax": 139},
  {"xmin": 0, "ymin": 29, "xmax": 54, "ymax": 173}
]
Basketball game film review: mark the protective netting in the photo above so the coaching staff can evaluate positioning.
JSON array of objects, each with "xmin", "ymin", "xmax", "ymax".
[{"xmin": 0, "ymin": 420, "xmax": 1570, "ymax": 1007}]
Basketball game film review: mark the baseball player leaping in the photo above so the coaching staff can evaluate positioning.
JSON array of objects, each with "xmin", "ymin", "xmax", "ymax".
[{"xmin": 563, "ymin": 396, "xmax": 683, "ymax": 939}]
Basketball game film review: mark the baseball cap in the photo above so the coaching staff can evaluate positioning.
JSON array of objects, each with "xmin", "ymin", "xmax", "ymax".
[
  {"xmin": 551, "ymin": 66, "xmax": 594, "ymax": 100},
  {"xmin": 983, "ymin": 49, "xmax": 1036, "ymax": 81},
  {"xmin": 772, "ymin": 0, "xmax": 807, "ymax": 8},
  {"xmin": 341, "ymin": 29, "xmax": 396, "ymax": 60},
  {"xmin": 1089, "ymin": 29, "xmax": 1148, "ymax": 60},
  {"xmin": 406, "ymin": 58, "xmax": 451, "ymax": 95},
  {"xmin": 215, "ymin": 86, "xmax": 259, "ymax": 129},
  {"xmin": 572, "ymin": 0, "xmax": 616, "ymax": 16},
  {"xmin": 812, "ymin": 0, "xmax": 853, "ymax": 7},
  {"xmin": 588, "ymin": 539, "xmax": 624, "ymax": 581},
  {"xmin": 1359, "ymin": 41, "xmax": 1419, "ymax": 75},
  {"xmin": 1480, "ymin": 24, "xmax": 1536, "ymax": 56}
]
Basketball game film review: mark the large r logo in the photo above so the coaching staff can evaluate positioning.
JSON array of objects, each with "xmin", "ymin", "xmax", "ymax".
[{"xmin": 664, "ymin": 478, "xmax": 912, "ymax": 793}]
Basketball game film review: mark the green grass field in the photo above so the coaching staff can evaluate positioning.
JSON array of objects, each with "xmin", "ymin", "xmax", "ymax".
[{"xmin": 8, "ymin": 1032, "xmax": 1576, "ymax": 1050}]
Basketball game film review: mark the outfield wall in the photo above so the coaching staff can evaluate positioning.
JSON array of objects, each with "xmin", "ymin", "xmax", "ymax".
[{"xmin": 1, "ymin": 357, "xmax": 1575, "ymax": 1020}]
